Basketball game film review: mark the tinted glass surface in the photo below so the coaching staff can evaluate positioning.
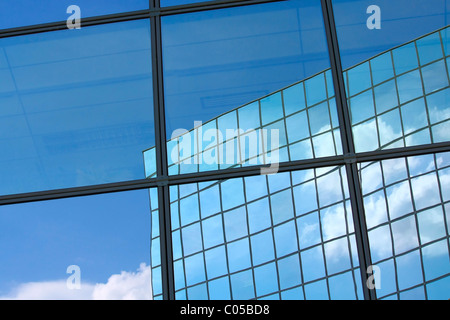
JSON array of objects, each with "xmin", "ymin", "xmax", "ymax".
[
  {"xmin": 359, "ymin": 152, "xmax": 450, "ymax": 299},
  {"xmin": 156, "ymin": 0, "xmax": 339, "ymax": 176},
  {"xmin": 0, "ymin": 0, "xmax": 149, "ymax": 30},
  {"xmin": 0, "ymin": 189, "xmax": 151, "ymax": 300},
  {"xmin": 165, "ymin": 166, "xmax": 362, "ymax": 300},
  {"xmin": 161, "ymin": 0, "xmax": 210, "ymax": 7},
  {"xmin": 0, "ymin": 20, "xmax": 155, "ymax": 195},
  {"xmin": 332, "ymin": 0, "xmax": 450, "ymax": 152}
]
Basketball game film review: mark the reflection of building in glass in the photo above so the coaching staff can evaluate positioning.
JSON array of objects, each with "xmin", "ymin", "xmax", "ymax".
[{"xmin": 146, "ymin": 26, "xmax": 450, "ymax": 300}]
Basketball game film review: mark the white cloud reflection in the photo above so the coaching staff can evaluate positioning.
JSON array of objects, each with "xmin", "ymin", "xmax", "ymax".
[{"xmin": 0, "ymin": 263, "xmax": 152, "ymax": 300}]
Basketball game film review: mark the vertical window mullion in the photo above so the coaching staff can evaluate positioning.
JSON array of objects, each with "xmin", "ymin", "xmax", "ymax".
[
  {"xmin": 320, "ymin": 0, "xmax": 377, "ymax": 300},
  {"xmin": 151, "ymin": 8, "xmax": 175, "ymax": 300}
]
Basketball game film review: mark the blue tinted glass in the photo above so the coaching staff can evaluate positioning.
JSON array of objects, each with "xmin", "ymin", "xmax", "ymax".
[
  {"xmin": 304, "ymin": 279, "xmax": 328, "ymax": 300},
  {"xmin": 260, "ymin": 93, "xmax": 283, "ymax": 125},
  {"xmin": 161, "ymin": 0, "xmax": 207, "ymax": 7},
  {"xmin": 396, "ymin": 250, "xmax": 423, "ymax": 290},
  {"xmin": 0, "ymin": 190, "xmax": 151, "ymax": 300},
  {"xmin": 293, "ymin": 181, "xmax": 318, "ymax": 216},
  {"xmin": 441, "ymin": 27, "xmax": 450, "ymax": 56},
  {"xmin": 175, "ymin": 289, "xmax": 186, "ymax": 300},
  {"xmin": 182, "ymin": 223, "xmax": 202, "ymax": 256},
  {"xmin": 333, "ymin": 0, "xmax": 450, "ymax": 69},
  {"xmin": 286, "ymin": 111, "xmax": 310, "ymax": 143},
  {"xmin": 172, "ymin": 230, "xmax": 182, "ymax": 260},
  {"xmin": 401, "ymin": 98, "xmax": 428, "ymax": 133},
  {"xmin": 188, "ymin": 283, "xmax": 208, "ymax": 300},
  {"xmin": 247, "ymin": 198, "xmax": 272, "ymax": 234},
  {"xmin": 328, "ymin": 272, "xmax": 357, "ymax": 300},
  {"xmin": 378, "ymin": 109, "xmax": 403, "ymax": 148},
  {"xmin": 400, "ymin": 286, "xmax": 425, "ymax": 300},
  {"xmin": 270, "ymin": 189, "xmax": 294, "ymax": 225},
  {"xmin": 305, "ymin": 73, "xmax": 327, "ymax": 106},
  {"xmin": 179, "ymin": 194, "xmax": 199, "ymax": 226},
  {"xmin": 227, "ymin": 238, "xmax": 251, "ymax": 273},
  {"xmin": 223, "ymin": 206, "xmax": 248, "ymax": 242},
  {"xmin": 254, "ymin": 263, "xmax": 278, "ymax": 297},
  {"xmin": 283, "ymin": 83, "xmax": 306, "ymax": 116},
  {"xmin": 370, "ymin": 52, "xmax": 394, "ymax": 85},
  {"xmin": 202, "ymin": 215, "xmax": 224, "ymax": 249},
  {"xmin": 208, "ymin": 276, "xmax": 231, "ymax": 300},
  {"xmin": 205, "ymin": 246, "xmax": 228, "ymax": 280},
  {"xmin": 411, "ymin": 173, "xmax": 441, "ymax": 210},
  {"xmin": 422, "ymin": 60, "xmax": 449, "ymax": 94},
  {"xmin": 426, "ymin": 88, "xmax": 450, "ymax": 125},
  {"xmin": 347, "ymin": 62, "xmax": 371, "ymax": 96},
  {"xmin": 368, "ymin": 225, "xmax": 393, "ymax": 262},
  {"xmin": 267, "ymin": 172, "xmax": 291, "ymax": 193},
  {"xmin": 374, "ymin": 80, "xmax": 398, "ymax": 114},
  {"xmin": 417, "ymin": 32, "xmax": 444, "ymax": 64},
  {"xmin": 174, "ymin": 260, "xmax": 185, "ymax": 291},
  {"xmin": 301, "ymin": 246, "xmax": 325, "ymax": 282},
  {"xmin": 353, "ymin": 119, "xmax": 379, "ymax": 152},
  {"xmin": 297, "ymin": 212, "xmax": 321, "ymax": 249},
  {"xmin": 422, "ymin": 240, "xmax": 450, "ymax": 281},
  {"xmin": 162, "ymin": 0, "xmax": 332, "ymax": 154},
  {"xmin": 382, "ymin": 158, "xmax": 408, "ymax": 185},
  {"xmin": 184, "ymin": 253, "xmax": 206, "ymax": 286},
  {"xmin": 0, "ymin": 20, "xmax": 154, "ymax": 195},
  {"xmin": 350, "ymin": 89, "xmax": 375, "ymax": 124},
  {"xmin": 230, "ymin": 270, "xmax": 254, "ymax": 300},
  {"xmin": 277, "ymin": 254, "xmax": 302, "ymax": 290},
  {"xmin": 393, "ymin": 42, "xmax": 419, "ymax": 75},
  {"xmin": 199, "ymin": 185, "xmax": 221, "ymax": 218},
  {"xmin": 251, "ymin": 231, "xmax": 275, "ymax": 265},
  {"xmin": 221, "ymin": 178, "xmax": 244, "ymax": 210},
  {"xmin": 324, "ymin": 238, "xmax": 351, "ymax": 275},
  {"xmin": 0, "ymin": 0, "xmax": 148, "ymax": 30},
  {"xmin": 392, "ymin": 216, "xmax": 419, "ymax": 254},
  {"xmin": 244, "ymin": 175, "xmax": 267, "ymax": 202},
  {"xmin": 397, "ymin": 70, "xmax": 423, "ymax": 104},
  {"xmin": 308, "ymin": 101, "xmax": 331, "ymax": 135},
  {"xmin": 238, "ymin": 102, "xmax": 261, "ymax": 131},
  {"xmin": 274, "ymin": 221, "xmax": 298, "ymax": 257},
  {"xmin": 281, "ymin": 287, "xmax": 304, "ymax": 300},
  {"xmin": 426, "ymin": 275, "xmax": 450, "ymax": 299},
  {"xmin": 375, "ymin": 259, "xmax": 397, "ymax": 298}
]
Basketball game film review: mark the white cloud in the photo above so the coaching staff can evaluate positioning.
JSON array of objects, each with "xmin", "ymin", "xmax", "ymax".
[
  {"xmin": 92, "ymin": 263, "xmax": 152, "ymax": 300},
  {"xmin": 0, "ymin": 263, "xmax": 152, "ymax": 300}
]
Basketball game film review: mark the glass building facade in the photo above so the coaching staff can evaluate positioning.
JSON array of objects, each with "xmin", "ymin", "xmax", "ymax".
[{"xmin": 0, "ymin": 0, "xmax": 449, "ymax": 300}]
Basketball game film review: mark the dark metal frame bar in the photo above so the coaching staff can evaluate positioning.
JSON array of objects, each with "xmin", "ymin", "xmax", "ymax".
[{"xmin": 0, "ymin": 0, "xmax": 450, "ymax": 300}]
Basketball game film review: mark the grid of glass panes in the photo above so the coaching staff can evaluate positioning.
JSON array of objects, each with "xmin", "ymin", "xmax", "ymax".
[
  {"xmin": 359, "ymin": 152, "xmax": 450, "ymax": 300},
  {"xmin": 144, "ymin": 69, "xmax": 341, "ymax": 178},
  {"xmin": 346, "ymin": 26, "xmax": 450, "ymax": 153},
  {"xmin": 167, "ymin": 166, "xmax": 363, "ymax": 300},
  {"xmin": 149, "ymin": 188, "xmax": 163, "ymax": 300}
]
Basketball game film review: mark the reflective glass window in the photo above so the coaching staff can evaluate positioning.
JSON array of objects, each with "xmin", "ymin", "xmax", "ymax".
[
  {"xmin": 158, "ymin": 0, "xmax": 340, "ymax": 176},
  {"xmin": 360, "ymin": 152, "xmax": 450, "ymax": 299},
  {"xmin": 0, "ymin": 189, "xmax": 152, "ymax": 300},
  {"xmin": 169, "ymin": 166, "xmax": 360, "ymax": 300},
  {"xmin": 332, "ymin": 0, "xmax": 450, "ymax": 152},
  {"xmin": 0, "ymin": 20, "xmax": 155, "ymax": 195},
  {"xmin": 0, "ymin": 0, "xmax": 149, "ymax": 30}
]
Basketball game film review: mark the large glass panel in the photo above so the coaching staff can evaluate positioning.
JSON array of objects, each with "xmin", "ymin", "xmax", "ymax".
[
  {"xmin": 0, "ymin": 189, "xmax": 152, "ymax": 300},
  {"xmin": 161, "ymin": 0, "xmax": 210, "ymax": 7},
  {"xmin": 154, "ymin": 0, "xmax": 340, "ymax": 176},
  {"xmin": 0, "ymin": 20, "xmax": 155, "ymax": 195},
  {"xmin": 359, "ymin": 152, "xmax": 450, "ymax": 300},
  {"xmin": 168, "ymin": 166, "xmax": 362, "ymax": 300},
  {"xmin": 332, "ymin": 0, "xmax": 450, "ymax": 152},
  {"xmin": 0, "ymin": 0, "xmax": 149, "ymax": 30}
]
